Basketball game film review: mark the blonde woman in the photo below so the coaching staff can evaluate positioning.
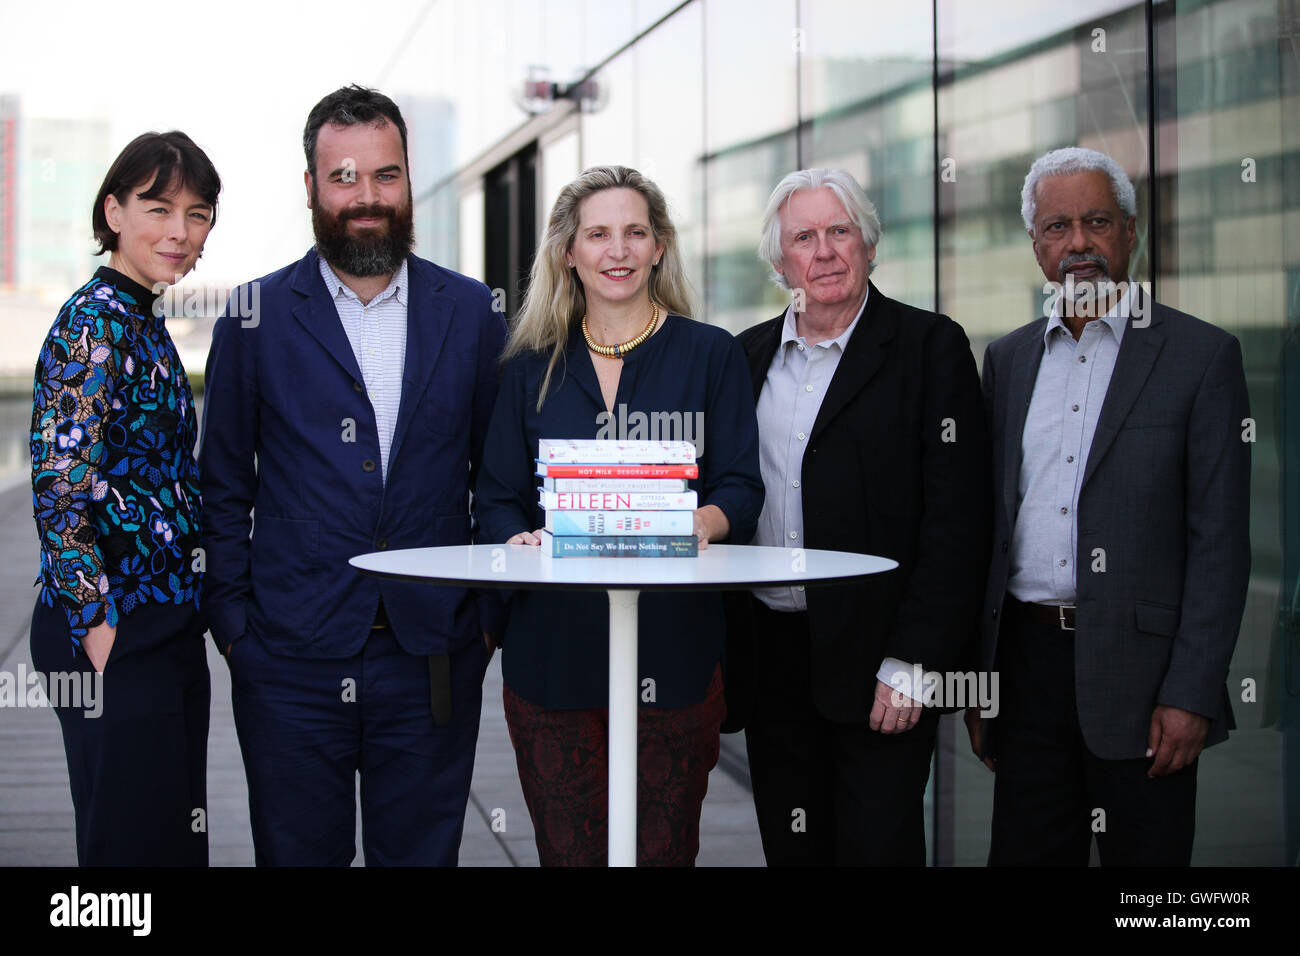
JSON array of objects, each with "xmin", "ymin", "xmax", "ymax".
[{"xmin": 477, "ymin": 166, "xmax": 763, "ymax": 866}]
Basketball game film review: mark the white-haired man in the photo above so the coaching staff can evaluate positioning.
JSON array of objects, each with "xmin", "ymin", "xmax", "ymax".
[
  {"xmin": 966, "ymin": 146, "xmax": 1251, "ymax": 864},
  {"xmin": 723, "ymin": 168, "xmax": 990, "ymax": 865}
]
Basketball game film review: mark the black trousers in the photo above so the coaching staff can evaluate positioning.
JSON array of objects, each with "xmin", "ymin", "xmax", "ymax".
[
  {"xmin": 30, "ymin": 597, "xmax": 210, "ymax": 866},
  {"xmin": 742, "ymin": 596, "xmax": 937, "ymax": 866},
  {"xmin": 988, "ymin": 597, "xmax": 1197, "ymax": 866}
]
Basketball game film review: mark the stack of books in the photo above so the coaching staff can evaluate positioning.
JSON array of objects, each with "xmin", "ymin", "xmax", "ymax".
[{"xmin": 535, "ymin": 439, "xmax": 700, "ymax": 557}]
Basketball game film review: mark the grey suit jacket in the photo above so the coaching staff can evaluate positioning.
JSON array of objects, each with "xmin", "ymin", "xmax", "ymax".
[{"xmin": 979, "ymin": 291, "xmax": 1251, "ymax": 760}]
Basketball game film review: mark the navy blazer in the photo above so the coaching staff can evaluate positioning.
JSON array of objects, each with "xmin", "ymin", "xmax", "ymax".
[
  {"xmin": 476, "ymin": 314, "xmax": 764, "ymax": 709},
  {"xmin": 199, "ymin": 249, "xmax": 506, "ymax": 658},
  {"xmin": 980, "ymin": 292, "xmax": 1251, "ymax": 759}
]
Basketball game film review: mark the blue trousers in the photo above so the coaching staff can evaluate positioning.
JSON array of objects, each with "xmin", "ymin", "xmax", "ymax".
[
  {"xmin": 30, "ymin": 597, "xmax": 210, "ymax": 866},
  {"xmin": 229, "ymin": 624, "xmax": 487, "ymax": 865}
]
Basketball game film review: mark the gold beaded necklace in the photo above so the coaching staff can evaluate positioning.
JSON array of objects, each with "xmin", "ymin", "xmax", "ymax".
[{"xmin": 582, "ymin": 303, "xmax": 660, "ymax": 358}]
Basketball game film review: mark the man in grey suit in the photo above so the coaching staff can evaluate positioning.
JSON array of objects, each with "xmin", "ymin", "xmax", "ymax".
[{"xmin": 965, "ymin": 146, "xmax": 1251, "ymax": 865}]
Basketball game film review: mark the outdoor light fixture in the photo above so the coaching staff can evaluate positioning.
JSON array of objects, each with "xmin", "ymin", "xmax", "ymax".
[{"xmin": 514, "ymin": 66, "xmax": 606, "ymax": 116}]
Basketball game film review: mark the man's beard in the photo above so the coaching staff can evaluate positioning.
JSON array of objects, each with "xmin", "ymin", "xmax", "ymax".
[
  {"xmin": 1057, "ymin": 252, "xmax": 1112, "ymax": 296},
  {"xmin": 312, "ymin": 191, "xmax": 415, "ymax": 277}
]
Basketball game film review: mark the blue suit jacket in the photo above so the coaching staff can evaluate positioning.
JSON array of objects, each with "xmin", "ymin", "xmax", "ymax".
[{"xmin": 199, "ymin": 249, "xmax": 506, "ymax": 658}]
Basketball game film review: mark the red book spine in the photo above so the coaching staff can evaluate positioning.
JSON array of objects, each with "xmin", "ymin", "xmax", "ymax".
[{"xmin": 539, "ymin": 463, "xmax": 699, "ymax": 478}]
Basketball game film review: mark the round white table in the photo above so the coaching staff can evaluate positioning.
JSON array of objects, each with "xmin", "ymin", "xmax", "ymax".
[{"xmin": 349, "ymin": 542, "xmax": 897, "ymax": 866}]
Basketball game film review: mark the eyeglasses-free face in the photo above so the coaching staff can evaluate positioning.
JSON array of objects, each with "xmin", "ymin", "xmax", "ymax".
[{"xmin": 103, "ymin": 176, "xmax": 214, "ymax": 290}]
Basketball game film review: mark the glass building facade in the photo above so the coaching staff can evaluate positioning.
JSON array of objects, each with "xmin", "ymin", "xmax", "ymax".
[{"xmin": 389, "ymin": 0, "xmax": 1297, "ymax": 865}]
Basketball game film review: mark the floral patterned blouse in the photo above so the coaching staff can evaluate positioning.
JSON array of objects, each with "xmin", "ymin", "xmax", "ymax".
[{"xmin": 30, "ymin": 266, "xmax": 202, "ymax": 654}]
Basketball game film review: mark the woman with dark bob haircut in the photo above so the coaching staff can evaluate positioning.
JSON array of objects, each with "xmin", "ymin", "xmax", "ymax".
[{"xmin": 29, "ymin": 130, "xmax": 220, "ymax": 865}]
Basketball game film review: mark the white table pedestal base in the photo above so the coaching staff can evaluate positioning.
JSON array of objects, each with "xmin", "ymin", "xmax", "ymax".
[
  {"xmin": 607, "ymin": 589, "xmax": 639, "ymax": 867},
  {"xmin": 349, "ymin": 545, "xmax": 898, "ymax": 868}
]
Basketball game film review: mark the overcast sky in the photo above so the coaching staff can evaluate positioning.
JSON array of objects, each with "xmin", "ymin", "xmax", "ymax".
[
  {"xmin": 0, "ymin": 0, "xmax": 1130, "ymax": 288},
  {"xmin": 1, "ymin": 0, "xmax": 416, "ymax": 286}
]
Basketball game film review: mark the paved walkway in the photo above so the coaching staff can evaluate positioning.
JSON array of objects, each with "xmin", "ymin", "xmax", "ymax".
[
  {"xmin": 0, "ymin": 482, "xmax": 764, "ymax": 866},
  {"xmin": 3, "ymin": 469, "xmax": 1284, "ymax": 866}
]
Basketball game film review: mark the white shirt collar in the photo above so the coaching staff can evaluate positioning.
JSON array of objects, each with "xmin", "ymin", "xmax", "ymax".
[
  {"xmin": 318, "ymin": 256, "xmax": 409, "ymax": 309},
  {"xmin": 776, "ymin": 286, "xmax": 869, "ymax": 368}
]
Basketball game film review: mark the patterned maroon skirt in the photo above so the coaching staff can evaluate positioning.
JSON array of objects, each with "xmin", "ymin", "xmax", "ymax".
[{"xmin": 503, "ymin": 664, "xmax": 725, "ymax": 866}]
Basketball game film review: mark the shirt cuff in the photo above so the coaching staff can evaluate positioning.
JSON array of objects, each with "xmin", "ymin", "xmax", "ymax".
[{"xmin": 877, "ymin": 657, "xmax": 924, "ymax": 704}]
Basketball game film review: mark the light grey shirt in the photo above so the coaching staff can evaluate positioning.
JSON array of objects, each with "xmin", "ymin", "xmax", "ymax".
[
  {"xmin": 751, "ymin": 288, "xmax": 919, "ymax": 699},
  {"xmin": 319, "ymin": 257, "xmax": 409, "ymax": 483},
  {"xmin": 752, "ymin": 291, "xmax": 866, "ymax": 610},
  {"xmin": 1008, "ymin": 281, "xmax": 1137, "ymax": 605}
]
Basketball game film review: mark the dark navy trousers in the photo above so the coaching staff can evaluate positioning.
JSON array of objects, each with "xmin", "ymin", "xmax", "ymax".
[
  {"xmin": 30, "ymin": 597, "xmax": 210, "ymax": 866},
  {"xmin": 229, "ymin": 624, "xmax": 487, "ymax": 866}
]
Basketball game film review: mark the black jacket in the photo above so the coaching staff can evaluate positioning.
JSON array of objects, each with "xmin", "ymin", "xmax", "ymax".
[{"xmin": 723, "ymin": 282, "xmax": 991, "ymax": 729}]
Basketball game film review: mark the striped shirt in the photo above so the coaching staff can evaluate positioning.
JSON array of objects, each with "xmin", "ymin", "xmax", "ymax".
[{"xmin": 319, "ymin": 257, "xmax": 408, "ymax": 482}]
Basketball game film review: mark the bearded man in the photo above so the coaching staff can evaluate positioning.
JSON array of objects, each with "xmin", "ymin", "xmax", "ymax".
[
  {"xmin": 967, "ymin": 147, "xmax": 1251, "ymax": 865},
  {"xmin": 200, "ymin": 85, "xmax": 506, "ymax": 865}
]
